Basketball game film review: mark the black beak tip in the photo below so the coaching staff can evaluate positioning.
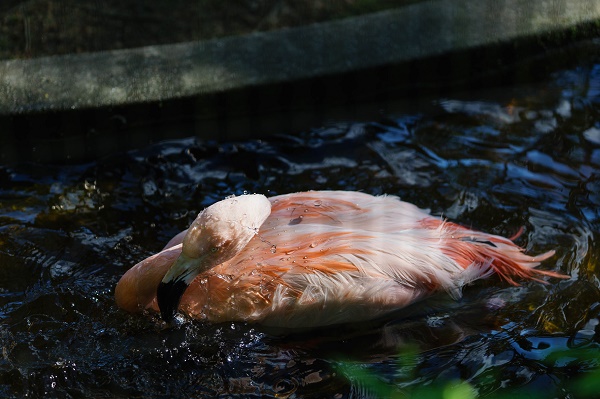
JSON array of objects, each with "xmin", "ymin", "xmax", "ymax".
[{"xmin": 157, "ymin": 280, "xmax": 189, "ymax": 323}]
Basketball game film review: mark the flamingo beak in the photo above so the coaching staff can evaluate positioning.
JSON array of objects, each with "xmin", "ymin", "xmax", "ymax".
[
  {"xmin": 156, "ymin": 253, "xmax": 203, "ymax": 323},
  {"xmin": 157, "ymin": 278, "xmax": 188, "ymax": 323}
]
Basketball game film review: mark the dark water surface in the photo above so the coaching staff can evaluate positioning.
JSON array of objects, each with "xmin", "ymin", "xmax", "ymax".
[{"xmin": 1, "ymin": 62, "xmax": 600, "ymax": 398}]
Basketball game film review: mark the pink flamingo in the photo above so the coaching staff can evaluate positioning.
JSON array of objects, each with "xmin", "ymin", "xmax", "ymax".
[{"xmin": 115, "ymin": 191, "xmax": 567, "ymax": 328}]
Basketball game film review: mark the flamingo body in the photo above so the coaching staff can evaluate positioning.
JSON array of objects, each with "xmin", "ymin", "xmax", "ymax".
[{"xmin": 115, "ymin": 191, "xmax": 564, "ymax": 328}]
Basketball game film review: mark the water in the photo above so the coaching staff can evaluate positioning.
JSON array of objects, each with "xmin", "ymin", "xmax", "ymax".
[{"xmin": 0, "ymin": 64, "xmax": 599, "ymax": 398}]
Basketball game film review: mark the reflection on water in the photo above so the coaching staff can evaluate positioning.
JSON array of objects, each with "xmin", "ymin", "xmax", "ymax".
[{"xmin": 0, "ymin": 63, "xmax": 599, "ymax": 398}]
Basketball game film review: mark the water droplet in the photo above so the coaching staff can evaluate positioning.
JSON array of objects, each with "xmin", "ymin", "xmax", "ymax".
[
  {"xmin": 303, "ymin": 209, "xmax": 308, "ymax": 213},
  {"xmin": 309, "ymin": 242, "xmax": 317, "ymax": 248},
  {"xmin": 303, "ymin": 256, "xmax": 308, "ymax": 259},
  {"xmin": 285, "ymin": 250, "xmax": 295, "ymax": 255},
  {"xmin": 270, "ymin": 245, "xmax": 277, "ymax": 253},
  {"xmin": 314, "ymin": 200, "xmax": 322, "ymax": 207}
]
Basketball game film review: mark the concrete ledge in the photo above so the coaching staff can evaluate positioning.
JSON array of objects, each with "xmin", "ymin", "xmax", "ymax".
[{"xmin": 1, "ymin": 0, "xmax": 599, "ymax": 114}]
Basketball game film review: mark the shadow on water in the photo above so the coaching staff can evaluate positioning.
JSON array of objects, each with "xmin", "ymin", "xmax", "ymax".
[{"xmin": 1, "ymin": 60, "xmax": 600, "ymax": 397}]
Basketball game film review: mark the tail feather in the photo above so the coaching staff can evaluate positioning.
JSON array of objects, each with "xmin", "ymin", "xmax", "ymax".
[
  {"xmin": 486, "ymin": 247, "xmax": 562, "ymax": 286},
  {"xmin": 507, "ymin": 226, "xmax": 525, "ymax": 241},
  {"xmin": 430, "ymin": 219, "xmax": 569, "ymax": 286}
]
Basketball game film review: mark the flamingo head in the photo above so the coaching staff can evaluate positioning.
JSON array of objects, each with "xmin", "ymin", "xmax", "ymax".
[{"xmin": 157, "ymin": 194, "xmax": 271, "ymax": 322}]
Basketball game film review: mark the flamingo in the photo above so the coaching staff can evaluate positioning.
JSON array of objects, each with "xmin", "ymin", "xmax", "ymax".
[{"xmin": 114, "ymin": 191, "xmax": 567, "ymax": 328}]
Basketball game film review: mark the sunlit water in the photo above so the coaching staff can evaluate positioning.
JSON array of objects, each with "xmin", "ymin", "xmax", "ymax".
[{"xmin": 1, "ymin": 62, "xmax": 599, "ymax": 398}]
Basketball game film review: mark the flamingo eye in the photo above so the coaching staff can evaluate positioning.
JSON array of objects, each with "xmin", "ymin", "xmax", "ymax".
[{"xmin": 210, "ymin": 247, "xmax": 219, "ymax": 253}]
